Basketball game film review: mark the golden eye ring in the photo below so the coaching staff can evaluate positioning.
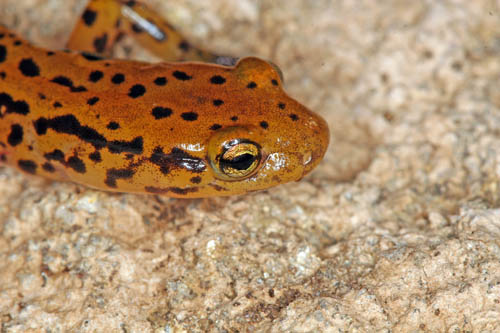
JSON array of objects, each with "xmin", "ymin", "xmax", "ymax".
[{"xmin": 217, "ymin": 139, "xmax": 261, "ymax": 179}]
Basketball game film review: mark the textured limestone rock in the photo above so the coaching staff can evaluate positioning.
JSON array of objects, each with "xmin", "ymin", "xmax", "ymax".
[{"xmin": 1, "ymin": 0, "xmax": 499, "ymax": 331}]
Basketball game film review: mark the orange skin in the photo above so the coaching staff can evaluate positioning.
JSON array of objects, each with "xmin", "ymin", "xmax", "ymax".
[{"xmin": 0, "ymin": 0, "xmax": 329, "ymax": 198}]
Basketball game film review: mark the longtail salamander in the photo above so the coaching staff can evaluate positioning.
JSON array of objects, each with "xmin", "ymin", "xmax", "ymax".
[{"xmin": 0, "ymin": 0, "xmax": 329, "ymax": 198}]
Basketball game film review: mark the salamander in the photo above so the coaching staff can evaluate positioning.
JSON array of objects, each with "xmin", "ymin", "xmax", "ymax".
[{"xmin": 0, "ymin": 0, "xmax": 329, "ymax": 198}]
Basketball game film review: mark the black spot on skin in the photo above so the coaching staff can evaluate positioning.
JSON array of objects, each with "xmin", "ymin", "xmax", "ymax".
[
  {"xmin": 88, "ymin": 70, "xmax": 104, "ymax": 83},
  {"xmin": 128, "ymin": 84, "xmax": 146, "ymax": 98},
  {"xmin": 278, "ymin": 103, "xmax": 286, "ymax": 110},
  {"xmin": 39, "ymin": 93, "xmax": 46, "ymax": 100},
  {"xmin": 81, "ymin": 52, "xmax": 103, "ymax": 61},
  {"xmin": 46, "ymin": 51, "xmax": 55, "ymax": 56},
  {"xmin": 125, "ymin": 153, "xmax": 134, "ymax": 160},
  {"xmin": 34, "ymin": 115, "xmax": 107, "ymax": 149},
  {"xmin": 82, "ymin": 9, "xmax": 97, "ymax": 26},
  {"xmin": 87, "ymin": 97, "xmax": 99, "ymax": 106},
  {"xmin": 108, "ymin": 136, "xmax": 143, "ymax": 155},
  {"xmin": 44, "ymin": 149, "xmax": 65, "ymax": 162},
  {"xmin": 51, "ymin": 76, "xmax": 88, "ymax": 92},
  {"xmin": 7, "ymin": 124, "xmax": 23, "ymax": 146},
  {"xmin": 178, "ymin": 41, "xmax": 190, "ymax": 52},
  {"xmin": 67, "ymin": 155, "xmax": 86, "ymax": 173},
  {"xmin": 213, "ymin": 99, "xmax": 224, "ymax": 106},
  {"xmin": 28, "ymin": 145, "xmax": 33, "ymax": 151},
  {"xmin": 144, "ymin": 186, "xmax": 198, "ymax": 195},
  {"xmin": 111, "ymin": 73, "xmax": 125, "ymax": 84},
  {"xmin": 131, "ymin": 23, "xmax": 143, "ymax": 33},
  {"xmin": 210, "ymin": 124, "xmax": 222, "ymax": 130},
  {"xmin": 247, "ymin": 81, "xmax": 257, "ymax": 89},
  {"xmin": 89, "ymin": 151, "xmax": 102, "ymax": 162},
  {"xmin": 230, "ymin": 116, "xmax": 238, "ymax": 121},
  {"xmin": 18, "ymin": 159, "xmax": 37, "ymax": 174},
  {"xmin": 53, "ymin": 102, "xmax": 62, "ymax": 108},
  {"xmin": 289, "ymin": 114, "xmax": 299, "ymax": 121},
  {"xmin": 93, "ymin": 33, "xmax": 108, "ymax": 53},
  {"xmin": 13, "ymin": 40, "xmax": 22, "ymax": 46},
  {"xmin": 150, "ymin": 146, "xmax": 206, "ymax": 174},
  {"xmin": 154, "ymin": 77, "xmax": 167, "ymax": 86},
  {"xmin": 0, "ymin": 154, "xmax": 6, "ymax": 162},
  {"xmin": 125, "ymin": 1, "xmax": 136, "ymax": 7},
  {"xmin": 173, "ymin": 71, "xmax": 192, "ymax": 81},
  {"xmin": 105, "ymin": 168, "xmax": 135, "ymax": 188},
  {"xmin": 152, "ymin": 107, "xmax": 172, "ymax": 119},
  {"xmin": 190, "ymin": 176, "xmax": 201, "ymax": 184},
  {"xmin": 271, "ymin": 79, "xmax": 279, "ymax": 86},
  {"xmin": 0, "ymin": 45, "xmax": 7, "ymax": 63},
  {"xmin": 181, "ymin": 112, "xmax": 198, "ymax": 121},
  {"xmin": 210, "ymin": 75, "xmax": 226, "ymax": 85},
  {"xmin": 260, "ymin": 121, "xmax": 269, "ymax": 129},
  {"xmin": 0, "ymin": 93, "xmax": 30, "ymax": 116},
  {"xmin": 42, "ymin": 162, "xmax": 55, "ymax": 173},
  {"xmin": 0, "ymin": 72, "xmax": 6, "ymax": 79},
  {"xmin": 106, "ymin": 121, "xmax": 120, "ymax": 130},
  {"xmin": 0, "ymin": 34, "xmax": 4, "ymax": 39},
  {"xmin": 19, "ymin": 58, "xmax": 40, "ymax": 77}
]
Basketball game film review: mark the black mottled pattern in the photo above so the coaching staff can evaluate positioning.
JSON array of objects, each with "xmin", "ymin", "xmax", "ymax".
[
  {"xmin": 278, "ymin": 103, "xmax": 286, "ymax": 109},
  {"xmin": 173, "ymin": 71, "xmax": 192, "ymax": 81},
  {"xmin": 260, "ymin": 121, "xmax": 269, "ymax": 129},
  {"xmin": 53, "ymin": 102, "xmax": 62, "ymax": 108},
  {"xmin": 178, "ymin": 41, "xmax": 190, "ymax": 52},
  {"xmin": 18, "ymin": 58, "xmax": 40, "ymax": 77},
  {"xmin": 82, "ymin": 9, "xmax": 97, "ymax": 26},
  {"xmin": 128, "ymin": 84, "xmax": 146, "ymax": 98},
  {"xmin": 111, "ymin": 73, "xmax": 125, "ymax": 84},
  {"xmin": 271, "ymin": 79, "xmax": 279, "ymax": 86},
  {"xmin": 81, "ymin": 52, "xmax": 103, "ymax": 61},
  {"xmin": 88, "ymin": 70, "xmax": 104, "ymax": 82},
  {"xmin": 213, "ymin": 99, "xmax": 224, "ymax": 106},
  {"xmin": 144, "ymin": 186, "xmax": 198, "ymax": 195},
  {"xmin": 44, "ymin": 149, "xmax": 65, "ymax": 162},
  {"xmin": 0, "ymin": 92, "xmax": 30, "ymax": 116},
  {"xmin": 154, "ymin": 76, "xmax": 167, "ymax": 86},
  {"xmin": 152, "ymin": 107, "xmax": 172, "ymax": 119},
  {"xmin": 7, "ymin": 124, "xmax": 23, "ymax": 146},
  {"xmin": 89, "ymin": 151, "xmax": 102, "ymax": 162},
  {"xmin": 51, "ymin": 76, "xmax": 88, "ymax": 92},
  {"xmin": 42, "ymin": 162, "xmax": 55, "ymax": 173},
  {"xmin": 289, "ymin": 114, "xmax": 299, "ymax": 121},
  {"xmin": 105, "ymin": 168, "xmax": 135, "ymax": 188},
  {"xmin": 18, "ymin": 159, "xmax": 37, "ymax": 174},
  {"xmin": 209, "ymin": 124, "xmax": 222, "ymax": 130},
  {"xmin": 150, "ymin": 146, "xmax": 206, "ymax": 174},
  {"xmin": 108, "ymin": 136, "xmax": 143, "ymax": 155},
  {"xmin": 67, "ymin": 155, "xmax": 86, "ymax": 173},
  {"xmin": 210, "ymin": 75, "xmax": 226, "ymax": 85},
  {"xmin": 106, "ymin": 121, "xmax": 120, "ymax": 130},
  {"xmin": 93, "ymin": 33, "xmax": 108, "ymax": 53},
  {"xmin": 190, "ymin": 176, "xmax": 201, "ymax": 184},
  {"xmin": 34, "ymin": 115, "xmax": 107, "ymax": 149},
  {"xmin": 247, "ymin": 81, "xmax": 257, "ymax": 89},
  {"xmin": 87, "ymin": 97, "xmax": 99, "ymax": 106},
  {"xmin": 181, "ymin": 112, "xmax": 198, "ymax": 121},
  {"xmin": 0, "ymin": 45, "xmax": 6, "ymax": 63}
]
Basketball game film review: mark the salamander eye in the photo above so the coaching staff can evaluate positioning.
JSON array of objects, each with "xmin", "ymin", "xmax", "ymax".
[{"xmin": 218, "ymin": 140, "xmax": 261, "ymax": 178}]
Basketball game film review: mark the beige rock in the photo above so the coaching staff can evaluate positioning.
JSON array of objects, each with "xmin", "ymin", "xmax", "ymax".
[{"xmin": 1, "ymin": 0, "xmax": 499, "ymax": 331}]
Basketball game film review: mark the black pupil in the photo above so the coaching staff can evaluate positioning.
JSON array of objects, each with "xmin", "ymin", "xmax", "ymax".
[{"xmin": 222, "ymin": 153, "xmax": 256, "ymax": 171}]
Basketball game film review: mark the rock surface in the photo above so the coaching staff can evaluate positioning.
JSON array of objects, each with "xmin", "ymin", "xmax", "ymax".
[{"xmin": 1, "ymin": 0, "xmax": 499, "ymax": 331}]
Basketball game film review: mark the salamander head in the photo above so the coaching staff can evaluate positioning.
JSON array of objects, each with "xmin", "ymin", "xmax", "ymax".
[{"xmin": 201, "ymin": 57, "xmax": 330, "ymax": 196}]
